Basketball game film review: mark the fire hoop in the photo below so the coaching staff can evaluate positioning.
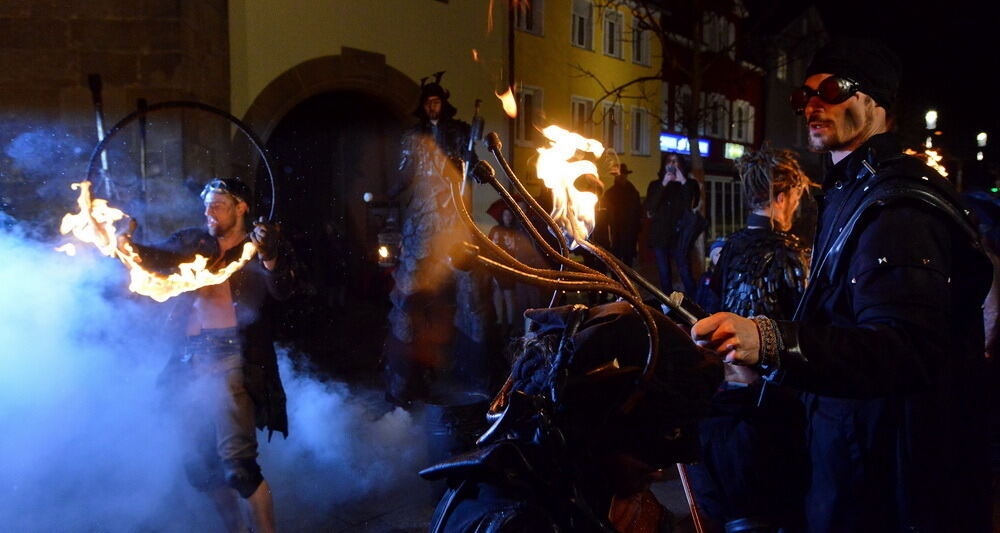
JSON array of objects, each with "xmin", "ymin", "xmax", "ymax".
[{"xmin": 85, "ymin": 100, "xmax": 278, "ymax": 221}]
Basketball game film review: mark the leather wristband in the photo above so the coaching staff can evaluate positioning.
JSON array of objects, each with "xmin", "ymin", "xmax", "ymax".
[{"xmin": 750, "ymin": 315, "xmax": 782, "ymax": 374}]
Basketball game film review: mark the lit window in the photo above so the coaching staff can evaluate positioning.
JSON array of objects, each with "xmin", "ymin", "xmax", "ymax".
[
  {"xmin": 776, "ymin": 50, "xmax": 788, "ymax": 81},
  {"xmin": 604, "ymin": 10, "xmax": 624, "ymax": 59},
  {"xmin": 516, "ymin": 86, "xmax": 544, "ymax": 145},
  {"xmin": 571, "ymin": 96, "xmax": 594, "ymax": 136},
  {"xmin": 602, "ymin": 102, "xmax": 624, "ymax": 154},
  {"xmin": 631, "ymin": 107, "xmax": 650, "ymax": 156},
  {"xmin": 515, "ymin": 0, "xmax": 544, "ymax": 35},
  {"xmin": 572, "ymin": 0, "xmax": 593, "ymax": 49}
]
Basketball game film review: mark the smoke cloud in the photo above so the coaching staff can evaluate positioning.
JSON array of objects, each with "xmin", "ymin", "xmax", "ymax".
[{"xmin": 0, "ymin": 214, "xmax": 431, "ymax": 532}]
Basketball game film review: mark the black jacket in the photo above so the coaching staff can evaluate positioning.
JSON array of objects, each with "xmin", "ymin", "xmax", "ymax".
[
  {"xmin": 771, "ymin": 133, "xmax": 992, "ymax": 532},
  {"xmin": 603, "ymin": 178, "xmax": 642, "ymax": 254},
  {"xmin": 136, "ymin": 228, "xmax": 295, "ymax": 438},
  {"xmin": 644, "ymin": 179, "xmax": 698, "ymax": 248}
]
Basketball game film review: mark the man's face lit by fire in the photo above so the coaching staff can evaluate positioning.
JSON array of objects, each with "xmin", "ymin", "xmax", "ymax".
[
  {"xmin": 803, "ymin": 73, "xmax": 882, "ymax": 154},
  {"xmin": 423, "ymin": 96, "xmax": 442, "ymax": 121},
  {"xmin": 203, "ymin": 191, "xmax": 247, "ymax": 237}
]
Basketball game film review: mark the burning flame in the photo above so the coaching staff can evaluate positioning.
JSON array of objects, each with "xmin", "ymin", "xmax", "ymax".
[
  {"xmin": 471, "ymin": 48, "xmax": 480, "ymax": 62},
  {"xmin": 904, "ymin": 148, "xmax": 949, "ymax": 178},
  {"xmin": 59, "ymin": 181, "xmax": 256, "ymax": 303},
  {"xmin": 496, "ymin": 87, "xmax": 517, "ymax": 118},
  {"xmin": 54, "ymin": 243, "xmax": 77, "ymax": 256},
  {"xmin": 535, "ymin": 125, "xmax": 605, "ymax": 247}
]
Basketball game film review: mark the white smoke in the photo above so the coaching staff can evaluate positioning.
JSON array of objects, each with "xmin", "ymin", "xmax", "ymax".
[{"xmin": 0, "ymin": 216, "xmax": 430, "ymax": 532}]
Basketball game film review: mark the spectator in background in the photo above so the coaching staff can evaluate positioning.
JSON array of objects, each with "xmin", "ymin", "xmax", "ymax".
[
  {"xmin": 694, "ymin": 237, "xmax": 726, "ymax": 314},
  {"xmin": 645, "ymin": 153, "xmax": 700, "ymax": 293},
  {"xmin": 603, "ymin": 163, "xmax": 642, "ymax": 267}
]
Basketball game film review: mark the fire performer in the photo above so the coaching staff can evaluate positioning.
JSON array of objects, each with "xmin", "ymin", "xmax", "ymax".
[
  {"xmin": 384, "ymin": 72, "xmax": 494, "ymax": 405},
  {"xmin": 119, "ymin": 178, "xmax": 292, "ymax": 533},
  {"xmin": 692, "ymin": 38, "xmax": 993, "ymax": 531}
]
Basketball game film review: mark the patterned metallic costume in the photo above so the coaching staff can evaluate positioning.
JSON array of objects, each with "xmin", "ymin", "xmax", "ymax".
[{"xmin": 714, "ymin": 212, "xmax": 809, "ymax": 319}]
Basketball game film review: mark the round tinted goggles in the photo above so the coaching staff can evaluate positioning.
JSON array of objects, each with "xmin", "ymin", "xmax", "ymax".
[{"xmin": 790, "ymin": 76, "xmax": 861, "ymax": 114}]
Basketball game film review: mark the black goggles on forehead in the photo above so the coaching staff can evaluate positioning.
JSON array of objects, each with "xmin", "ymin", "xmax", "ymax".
[{"xmin": 790, "ymin": 76, "xmax": 861, "ymax": 114}]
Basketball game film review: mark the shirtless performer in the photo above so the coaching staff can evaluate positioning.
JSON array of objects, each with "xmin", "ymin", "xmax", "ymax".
[{"xmin": 122, "ymin": 178, "xmax": 293, "ymax": 533}]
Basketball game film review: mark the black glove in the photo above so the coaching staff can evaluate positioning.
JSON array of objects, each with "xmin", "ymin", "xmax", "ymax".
[{"xmin": 251, "ymin": 217, "xmax": 280, "ymax": 261}]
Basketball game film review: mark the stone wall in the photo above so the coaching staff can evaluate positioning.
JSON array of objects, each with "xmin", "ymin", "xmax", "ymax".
[{"xmin": 0, "ymin": 0, "xmax": 231, "ymax": 233}]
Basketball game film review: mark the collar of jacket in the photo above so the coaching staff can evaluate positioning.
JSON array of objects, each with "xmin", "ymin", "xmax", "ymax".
[{"xmin": 821, "ymin": 132, "xmax": 901, "ymax": 190}]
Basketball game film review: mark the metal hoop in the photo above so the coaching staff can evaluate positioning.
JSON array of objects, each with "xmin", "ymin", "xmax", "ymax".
[{"xmin": 85, "ymin": 100, "xmax": 278, "ymax": 220}]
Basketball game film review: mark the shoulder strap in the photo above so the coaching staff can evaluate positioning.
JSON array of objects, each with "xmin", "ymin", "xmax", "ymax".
[{"xmin": 794, "ymin": 174, "xmax": 979, "ymax": 320}]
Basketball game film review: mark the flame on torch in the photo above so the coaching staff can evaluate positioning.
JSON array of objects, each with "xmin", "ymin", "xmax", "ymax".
[
  {"xmin": 535, "ymin": 125, "xmax": 605, "ymax": 248},
  {"xmin": 59, "ymin": 181, "xmax": 256, "ymax": 303},
  {"xmin": 904, "ymin": 148, "xmax": 949, "ymax": 178},
  {"xmin": 54, "ymin": 243, "xmax": 77, "ymax": 256},
  {"xmin": 496, "ymin": 87, "xmax": 517, "ymax": 118}
]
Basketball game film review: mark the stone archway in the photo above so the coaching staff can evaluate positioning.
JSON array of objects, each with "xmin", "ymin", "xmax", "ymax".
[
  {"xmin": 240, "ymin": 47, "xmax": 419, "ymax": 146},
  {"xmin": 236, "ymin": 48, "xmax": 421, "ymax": 375}
]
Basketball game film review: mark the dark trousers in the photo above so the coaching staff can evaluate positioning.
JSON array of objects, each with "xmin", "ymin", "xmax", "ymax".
[{"xmin": 653, "ymin": 244, "xmax": 695, "ymax": 294}]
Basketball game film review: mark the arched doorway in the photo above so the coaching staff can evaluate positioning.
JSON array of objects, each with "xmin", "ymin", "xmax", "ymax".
[{"xmin": 262, "ymin": 90, "xmax": 408, "ymax": 375}]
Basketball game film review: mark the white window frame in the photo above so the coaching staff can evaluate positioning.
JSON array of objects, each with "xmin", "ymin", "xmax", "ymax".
[
  {"xmin": 571, "ymin": 0, "xmax": 593, "ymax": 50},
  {"xmin": 775, "ymin": 49, "xmax": 788, "ymax": 81},
  {"xmin": 706, "ymin": 93, "xmax": 728, "ymax": 139},
  {"xmin": 660, "ymin": 81, "xmax": 670, "ymax": 127},
  {"xmin": 603, "ymin": 9, "xmax": 624, "ymax": 59},
  {"xmin": 515, "ymin": 85, "xmax": 544, "ymax": 146},
  {"xmin": 731, "ymin": 99, "xmax": 754, "ymax": 143},
  {"xmin": 515, "ymin": 0, "xmax": 544, "ymax": 36},
  {"xmin": 631, "ymin": 18, "xmax": 651, "ymax": 66},
  {"xmin": 674, "ymin": 84, "xmax": 691, "ymax": 133},
  {"xmin": 631, "ymin": 106, "xmax": 651, "ymax": 156},
  {"xmin": 601, "ymin": 101, "xmax": 624, "ymax": 154},
  {"xmin": 570, "ymin": 95, "xmax": 595, "ymax": 137}
]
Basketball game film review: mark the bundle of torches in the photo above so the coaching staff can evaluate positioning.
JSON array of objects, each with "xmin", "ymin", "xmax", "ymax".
[{"xmin": 57, "ymin": 180, "xmax": 255, "ymax": 303}]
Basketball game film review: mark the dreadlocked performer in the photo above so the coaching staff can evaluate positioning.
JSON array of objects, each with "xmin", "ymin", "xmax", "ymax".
[
  {"xmin": 120, "ymin": 178, "xmax": 293, "ymax": 533},
  {"xmin": 688, "ymin": 148, "xmax": 811, "ymax": 532},
  {"xmin": 385, "ymin": 73, "xmax": 495, "ymax": 405}
]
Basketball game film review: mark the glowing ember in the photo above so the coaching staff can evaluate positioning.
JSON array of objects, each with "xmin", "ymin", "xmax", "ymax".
[
  {"xmin": 535, "ymin": 125, "xmax": 605, "ymax": 247},
  {"xmin": 904, "ymin": 148, "xmax": 949, "ymax": 178},
  {"xmin": 54, "ymin": 243, "xmax": 77, "ymax": 256},
  {"xmin": 59, "ymin": 181, "xmax": 256, "ymax": 302},
  {"xmin": 496, "ymin": 87, "xmax": 517, "ymax": 118}
]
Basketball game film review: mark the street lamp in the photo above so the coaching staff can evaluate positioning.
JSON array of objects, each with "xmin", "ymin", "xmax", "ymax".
[
  {"xmin": 977, "ymin": 132, "xmax": 987, "ymax": 148},
  {"xmin": 925, "ymin": 110, "xmax": 938, "ymax": 130}
]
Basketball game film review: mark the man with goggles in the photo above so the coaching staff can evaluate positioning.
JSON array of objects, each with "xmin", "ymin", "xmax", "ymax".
[
  {"xmin": 123, "ymin": 177, "xmax": 293, "ymax": 533},
  {"xmin": 789, "ymin": 75, "xmax": 861, "ymax": 114},
  {"xmin": 693, "ymin": 37, "xmax": 992, "ymax": 531}
]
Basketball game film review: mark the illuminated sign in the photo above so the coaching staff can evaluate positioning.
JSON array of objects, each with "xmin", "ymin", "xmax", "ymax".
[
  {"xmin": 660, "ymin": 133, "xmax": 709, "ymax": 156},
  {"xmin": 725, "ymin": 143, "xmax": 745, "ymax": 160}
]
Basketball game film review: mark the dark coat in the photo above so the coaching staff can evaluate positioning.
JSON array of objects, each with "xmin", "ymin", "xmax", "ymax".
[
  {"xmin": 645, "ymin": 179, "xmax": 699, "ymax": 249},
  {"xmin": 603, "ymin": 178, "xmax": 642, "ymax": 257},
  {"xmin": 772, "ymin": 133, "xmax": 993, "ymax": 532},
  {"xmin": 136, "ymin": 228, "xmax": 295, "ymax": 438}
]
